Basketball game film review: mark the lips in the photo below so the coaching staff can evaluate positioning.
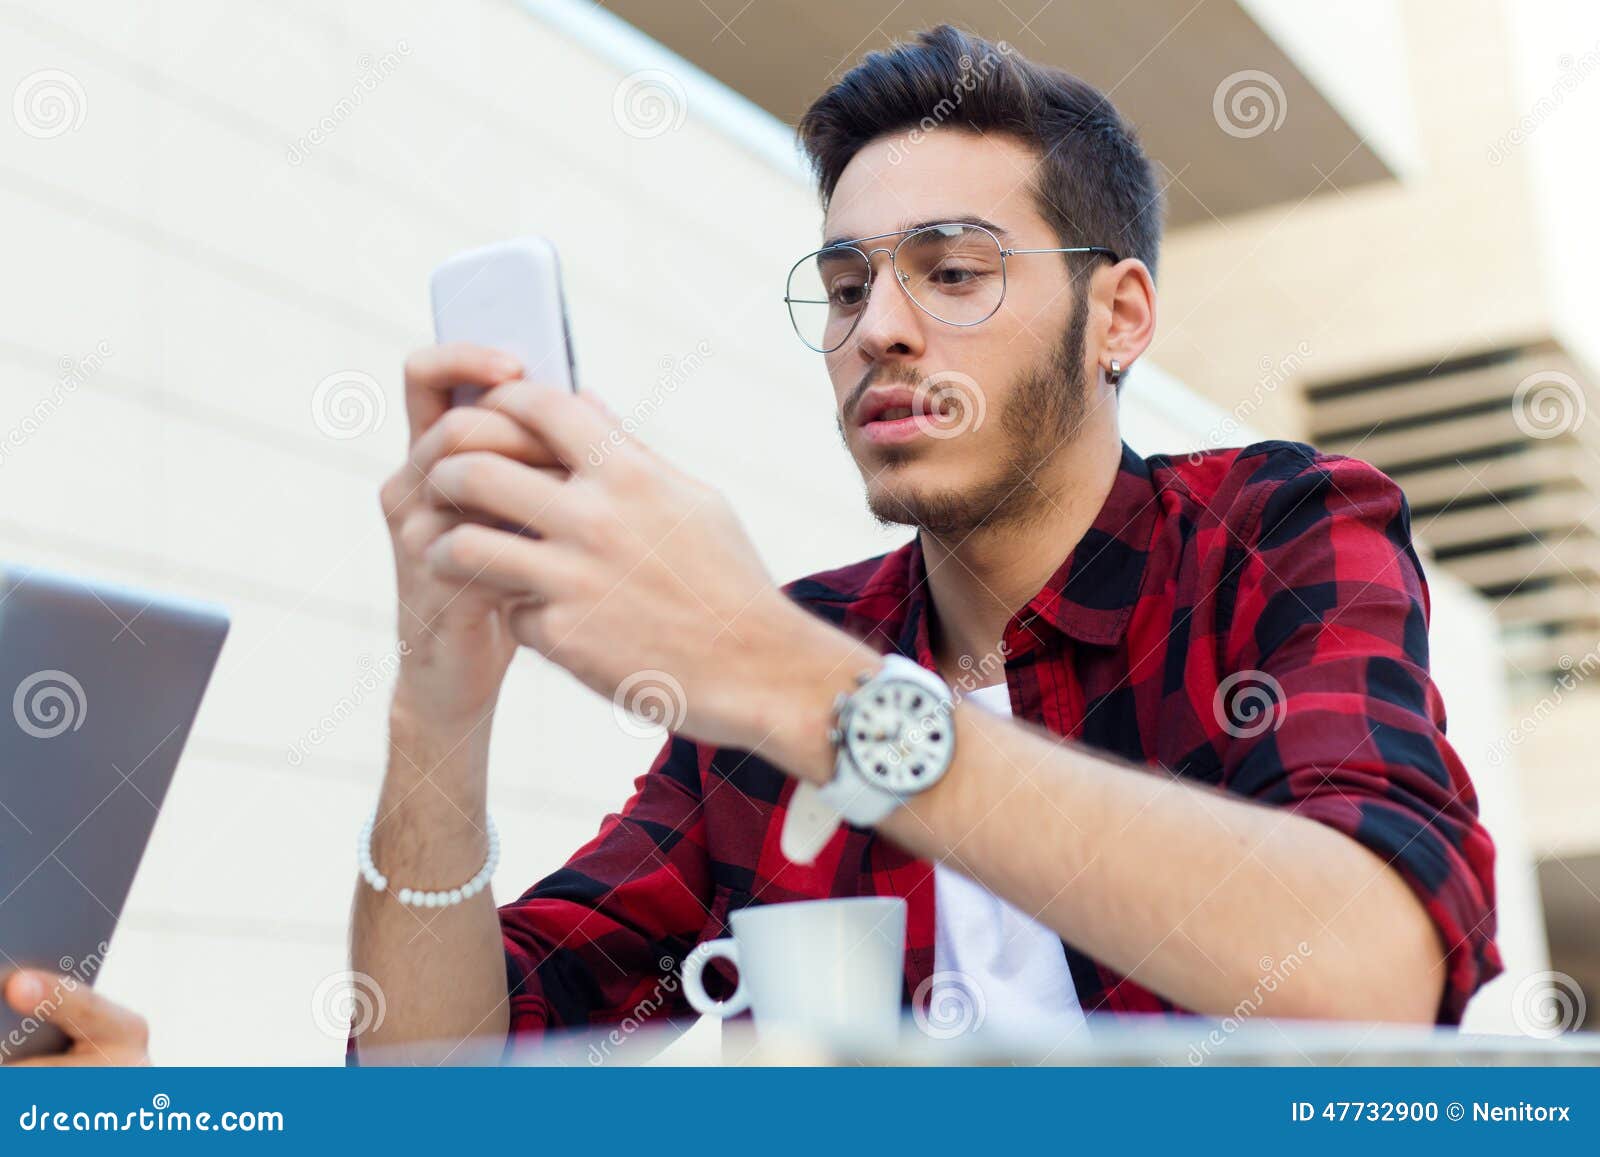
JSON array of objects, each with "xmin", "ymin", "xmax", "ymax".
[
  {"xmin": 855, "ymin": 385, "xmax": 920, "ymax": 427},
  {"xmin": 854, "ymin": 384, "xmax": 948, "ymax": 447}
]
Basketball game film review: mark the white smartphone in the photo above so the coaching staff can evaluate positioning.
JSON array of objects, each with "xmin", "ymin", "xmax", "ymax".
[{"xmin": 429, "ymin": 236, "xmax": 578, "ymax": 405}]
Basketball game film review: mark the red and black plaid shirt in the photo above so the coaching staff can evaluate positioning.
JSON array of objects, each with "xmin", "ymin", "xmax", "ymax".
[{"xmin": 499, "ymin": 440, "xmax": 1503, "ymax": 1034}]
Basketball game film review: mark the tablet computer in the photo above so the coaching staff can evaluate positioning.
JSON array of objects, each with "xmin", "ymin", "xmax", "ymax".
[{"xmin": 0, "ymin": 565, "xmax": 228, "ymax": 1061}]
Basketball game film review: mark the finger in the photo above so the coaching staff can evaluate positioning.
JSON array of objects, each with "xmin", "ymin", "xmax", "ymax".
[
  {"xmin": 4, "ymin": 972, "xmax": 146, "ymax": 1050},
  {"xmin": 570, "ymin": 389, "xmax": 665, "ymax": 464},
  {"xmin": 396, "ymin": 504, "xmax": 475, "ymax": 561},
  {"xmin": 402, "ymin": 343, "xmax": 523, "ymax": 444},
  {"xmin": 408, "ymin": 405, "xmax": 567, "ymax": 477},
  {"xmin": 504, "ymin": 598, "xmax": 585, "ymax": 660},
  {"xmin": 425, "ymin": 523, "xmax": 581, "ymax": 595},
  {"xmin": 507, "ymin": 598, "xmax": 549, "ymax": 650},
  {"xmin": 4, "ymin": 970, "xmax": 39, "ymax": 1012},
  {"xmin": 424, "ymin": 452, "xmax": 573, "ymax": 535},
  {"xmin": 480, "ymin": 382, "xmax": 619, "ymax": 474}
]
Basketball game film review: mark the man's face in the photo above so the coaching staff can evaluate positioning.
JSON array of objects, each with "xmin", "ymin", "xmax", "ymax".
[{"xmin": 818, "ymin": 128, "xmax": 1099, "ymax": 538}]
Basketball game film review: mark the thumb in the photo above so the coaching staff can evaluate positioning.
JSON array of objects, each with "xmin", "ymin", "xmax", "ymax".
[
  {"xmin": 3, "ymin": 970, "xmax": 46, "ymax": 1012},
  {"xmin": 6, "ymin": 971, "xmax": 144, "ymax": 1047}
]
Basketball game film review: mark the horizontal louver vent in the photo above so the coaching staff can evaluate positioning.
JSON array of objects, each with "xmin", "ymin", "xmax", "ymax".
[{"xmin": 1307, "ymin": 344, "xmax": 1600, "ymax": 682}]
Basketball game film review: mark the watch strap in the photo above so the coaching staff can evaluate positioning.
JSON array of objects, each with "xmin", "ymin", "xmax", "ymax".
[
  {"xmin": 818, "ymin": 763, "xmax": 902, "ymax": 825},
  {"xmin": 779, "ymin": 780, "xmax": 842, "ymax": 865}
]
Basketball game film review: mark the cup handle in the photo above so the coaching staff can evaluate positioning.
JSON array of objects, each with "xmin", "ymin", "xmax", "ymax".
[{"xmin": 680, "ymin": 938, "xmax": 751, "ymax": 1018}]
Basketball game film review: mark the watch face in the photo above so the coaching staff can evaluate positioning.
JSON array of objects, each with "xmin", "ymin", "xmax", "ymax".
[{"xmin": 844, "ymin": 678, "xmax": 955, "ymax": 793}]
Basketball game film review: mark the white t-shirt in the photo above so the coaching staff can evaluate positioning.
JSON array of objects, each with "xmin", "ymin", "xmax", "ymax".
[{"xmin": 931, "ymin": 682, "xmax": 1087, "ymax": 1043}]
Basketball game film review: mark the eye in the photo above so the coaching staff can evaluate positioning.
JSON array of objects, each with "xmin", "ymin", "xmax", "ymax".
[
  {"xmin": 929, "ymin": 264, "xmax": 979, "ymax": 287},
  {"xmin": 829, "ymin": 279, "xmax": 868, "ymax": 308}
]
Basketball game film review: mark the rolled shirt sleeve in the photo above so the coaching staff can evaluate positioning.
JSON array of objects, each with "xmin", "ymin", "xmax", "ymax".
[{"xmin": 1215, "ymin": 452, "xmax": 1503, "ymax": 1023}]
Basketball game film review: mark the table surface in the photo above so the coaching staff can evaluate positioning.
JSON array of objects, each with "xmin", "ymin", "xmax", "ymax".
[{"xmin": 361, "ymin": 1014, "xmax": 1600, "ymax": 1067}]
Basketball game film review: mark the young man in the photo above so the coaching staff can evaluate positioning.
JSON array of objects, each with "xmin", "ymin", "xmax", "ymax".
[{"xmin": 352, "ymin": 26, "xmax": 1500, "ymax": 1061}]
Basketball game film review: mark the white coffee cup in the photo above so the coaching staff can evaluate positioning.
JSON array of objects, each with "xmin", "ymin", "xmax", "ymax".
[{"xmin": 681, "ymin": 896, "xmax": 907, "ymax": 1048}]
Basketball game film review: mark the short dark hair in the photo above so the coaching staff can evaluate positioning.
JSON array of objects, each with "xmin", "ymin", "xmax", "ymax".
[{"xmin": 796, "ymin": 25, "xmax": 1162, "ymax": 280}]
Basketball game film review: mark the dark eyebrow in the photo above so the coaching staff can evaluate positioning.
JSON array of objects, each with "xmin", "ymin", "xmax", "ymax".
[{"xmin": 820, "ymin": 215, "xmax": 1013, "ymax": 251}]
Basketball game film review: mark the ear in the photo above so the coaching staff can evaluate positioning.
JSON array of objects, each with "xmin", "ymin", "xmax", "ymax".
[{"xmin": 1097, "ymin": 258, "xmax": 1156, "ymax": 388}]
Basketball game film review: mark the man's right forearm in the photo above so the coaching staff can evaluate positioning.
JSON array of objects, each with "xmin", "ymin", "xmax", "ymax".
[{"xmin": 349, "ymin": 688, "xmax": 510, "ymax": 1064}]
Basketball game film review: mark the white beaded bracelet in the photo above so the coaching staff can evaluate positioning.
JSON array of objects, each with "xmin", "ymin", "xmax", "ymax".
[{"xmin": 358, "ymin": 810, "xmax": 500, "ymax": 908}]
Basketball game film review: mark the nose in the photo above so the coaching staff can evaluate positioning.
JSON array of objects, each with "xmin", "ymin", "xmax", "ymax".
[{"xmin": 849, "ymin": 247, "xmax": 925, "ymax": 362}]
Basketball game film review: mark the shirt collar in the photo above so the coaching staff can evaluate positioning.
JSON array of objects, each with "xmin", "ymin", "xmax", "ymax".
[{"xmin": 881, "ymin": 442, "xmax": 1161, "ymax": 662}]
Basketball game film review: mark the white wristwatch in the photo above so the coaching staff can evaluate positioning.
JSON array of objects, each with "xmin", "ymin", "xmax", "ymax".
[{"xmin": 779, "ymin": 653, "xmax": 957, "ymax": 864}]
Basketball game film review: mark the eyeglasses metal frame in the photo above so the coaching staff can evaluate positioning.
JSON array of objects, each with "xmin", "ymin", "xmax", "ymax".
[{"xmin": 783, "ymin": 222, "xmax": 1120, "ymax": 353}]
